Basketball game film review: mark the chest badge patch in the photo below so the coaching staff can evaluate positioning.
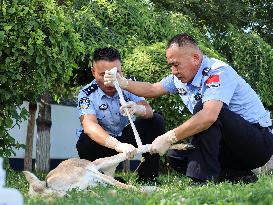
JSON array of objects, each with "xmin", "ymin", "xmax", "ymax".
[
  {"xmin": 177, "ymin": 88, "xmax": 187, "ymax": 95},
  {"xmin": 99, "ymin": 104, "xmax": 108, "ymax": 110},
  {"xmin": 194, "ymin": 92, "xmax": 202, "ymax": 101},
  {"xmin": 124, "ymin": 94, "xmax": 131, "ymax": 102},
  {"xmin": 206, "ymin": 75, "xmax": 220, "ymax": 88},
  {"xmin": 79, "ymin": 97, "xmax": 90, "ymax": 109}
]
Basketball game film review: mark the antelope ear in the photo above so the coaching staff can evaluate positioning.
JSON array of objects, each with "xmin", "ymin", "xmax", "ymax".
[{"xmin": 23, "ymin": 171, "xmax": 46, "ymax": 194}]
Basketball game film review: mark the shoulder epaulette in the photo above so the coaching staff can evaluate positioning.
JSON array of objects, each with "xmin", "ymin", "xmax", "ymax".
[
  {"xmin": 82, "ymin": 83, "xmax": 98, "ymax": 96},
  {"xmin": 202, "ymin": 60, "xmax": 227, "ymax": 77},
  {"xmin": 210, "ymin": 59, "xmax": 228, "ymax": 71}
]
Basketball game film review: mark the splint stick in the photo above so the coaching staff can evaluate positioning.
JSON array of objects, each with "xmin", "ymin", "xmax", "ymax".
[{"xmin": 111, "ymin": 67, "xmax": 143, "ymax": 148}]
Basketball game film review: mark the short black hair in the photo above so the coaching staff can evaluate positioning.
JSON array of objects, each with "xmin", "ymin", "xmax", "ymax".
[
  {"xmin": 166, "ymin": 33, "xmax": 198, "ymax": 49},
  {"xmin": 92, "ymin": 47, "xmax": 121, "ymax": 64}
]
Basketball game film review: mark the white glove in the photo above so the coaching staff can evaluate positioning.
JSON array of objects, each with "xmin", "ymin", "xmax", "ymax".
[
  {"xmin": 120, "ymin": 101, "xmax": 146, "ymax": 117},
  {"xmin": 150, "ymin": 130, "xmax": 178, "ymax": 156},
  {"xmin": 104, "ymin": 67, "xmax": 129, "ymax": 89},
  {"xmin": 104, "ymin": 136, "xmax": 137, "ymax": 159},
  {"xmin": 115, "ymin": 143, "xmax": 137, "ymax": 159}
]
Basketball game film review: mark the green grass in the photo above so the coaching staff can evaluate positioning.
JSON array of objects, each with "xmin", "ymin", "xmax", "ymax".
[{"xmin": 5, "ymin": 168, "xmax": 273, "ymax": 205}]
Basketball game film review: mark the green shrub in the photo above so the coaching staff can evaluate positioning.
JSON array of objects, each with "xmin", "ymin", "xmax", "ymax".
[
  {"xmin": 213, "ymin": 26, "xmax": 273, "ymax": 109},
  {"xmin": 0, "ymin": 0, "xmax": 84, "ymax": 157}
]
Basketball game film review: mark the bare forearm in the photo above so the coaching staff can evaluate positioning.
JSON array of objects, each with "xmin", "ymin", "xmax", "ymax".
[
  {"xmin": 174, "ymin": 110, "xmax": 216, "ymax": 141},
  {"xmin": 126, "ymin": 81, "xmax": 166, "ymax": 98},
  {"xmin": 174, "ymin": 100, "xmax": 223, "ymax": 141},
  {"xmin": 137, "ymin": 101, "xmax": 154, "ymax": 119},
  {"xmin": 83, "ymin": 123, "xmax": 110, "ymax": 145}
]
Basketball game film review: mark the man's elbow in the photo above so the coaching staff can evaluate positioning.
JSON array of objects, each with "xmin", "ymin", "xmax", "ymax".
[
  {"xmin": 203, "ymin": 115, "xmax": 218, "ymax": 129},
  {"xmin": 83, "ymin": 125, "xmax": 94, "ymax": 136},
  {"xmin": 83, "ymin": 129, "xmax": 90, "ymax": 136}
]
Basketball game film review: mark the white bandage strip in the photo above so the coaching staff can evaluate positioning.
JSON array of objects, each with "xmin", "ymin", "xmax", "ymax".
[{"xmin": 111, "ymin": 67, "xmax": 143, "ymax": 148}]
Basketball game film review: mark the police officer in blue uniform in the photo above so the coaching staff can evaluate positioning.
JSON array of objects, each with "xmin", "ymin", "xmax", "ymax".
[
  {"xmin": 76, "ymin": 47, "xmax": 165, "ymax": 183},
  {"xmin": 104, "ymin": 33, "xmax": 273, "ymax": 183}
]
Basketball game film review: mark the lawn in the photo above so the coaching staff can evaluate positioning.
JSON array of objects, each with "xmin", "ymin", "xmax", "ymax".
[{"xmin": 5, "ymin": 168, "xmax": 273, "ymax": 205}]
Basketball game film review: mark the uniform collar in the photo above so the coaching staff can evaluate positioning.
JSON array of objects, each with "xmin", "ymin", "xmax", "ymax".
[{"xmin": 190, "ymin": 56, "xmax": 209, "ymax": 87}]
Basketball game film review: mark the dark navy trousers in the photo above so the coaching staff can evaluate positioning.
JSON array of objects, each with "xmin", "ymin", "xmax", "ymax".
[
  {"xmin": 76, "ymin": 113, "xmax": 165, "ymax": 179},
  {"xmin": 167, "ymin": 102, "xmax": 273, "ymax": 181}
]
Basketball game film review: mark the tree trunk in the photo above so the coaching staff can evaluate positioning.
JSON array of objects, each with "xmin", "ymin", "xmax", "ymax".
[
  {"xmin": 35, "ymin": 93, "xmax": 52, "ymax": 172},
  {"xmin": 24, "ymin": 102, "xmax": 37, "ymax": 171}
]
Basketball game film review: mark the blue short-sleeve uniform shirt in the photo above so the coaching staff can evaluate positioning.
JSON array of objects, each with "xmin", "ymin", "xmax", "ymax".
[
  {"xmin": 77, "ymin": 79, "xmax": 145, "ymax": 137},
  {"xmin": 160, "ymin": 56, "xmax": 272, "ymax": 127}
]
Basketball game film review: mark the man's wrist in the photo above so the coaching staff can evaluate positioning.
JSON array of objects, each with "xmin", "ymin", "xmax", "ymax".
[
  {"xmin": 104, "ymin": 136, "xmax": 121, "ymax": 150},
  {"xmin": 135, "ymin": 105, "xmax": 146, "ymax": 117},
  {"xmin": 166, "ymin": 130, "xmax": 178, "ymax": 144},
  {"xmin": 120, "ymin": 76, "xmax": 129, "ymax": 89}
]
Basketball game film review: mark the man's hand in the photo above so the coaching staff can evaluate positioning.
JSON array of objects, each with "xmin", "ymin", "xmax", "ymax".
[
  {"xmin": 120, "ymin": 101, "xmax": 146, "ymax": 117},
  {"xmin": 115, "ymin": 143, "xmax": 137, "ymax": 159},
  {"xmin": 104, "ymin": 136, "xmax": 137, "ymax": 159},
  {"xmin": 104, "ymin": 67, "xmax": 128, "ymax": 89},
  {"xmin": 150, "ymin": 130, "xmax": 178, "ymax": 156}
]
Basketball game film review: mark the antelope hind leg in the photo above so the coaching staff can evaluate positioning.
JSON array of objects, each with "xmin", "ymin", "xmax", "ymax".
[{"xmin": 93, "ymin": 171, "xmax": 137, "ymax": 191}]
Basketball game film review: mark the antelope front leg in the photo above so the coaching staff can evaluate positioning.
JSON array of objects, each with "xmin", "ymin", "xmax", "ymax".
[{"xmin": 92, "ymin": 147, "xmax": 149, "ymax": 172}]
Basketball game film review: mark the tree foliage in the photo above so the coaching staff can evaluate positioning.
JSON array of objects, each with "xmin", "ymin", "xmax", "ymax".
[
  {"xmin": 214, "ymin": 26, "xmax": 273, "ymax": 109},
  {"xmin": 150, "ymin": 0, "xmax": 273, "ymax": 45},
  {"xmin": 0, "ymin": 0, "xmax": 83, "ymax": 157},
  {"xmin": 66, "ymin": 0, "xmax": 174, "ymax": 86},
  {"xmin": 247, "ymin": 0, "xmax": 273, "ymax": 46}
]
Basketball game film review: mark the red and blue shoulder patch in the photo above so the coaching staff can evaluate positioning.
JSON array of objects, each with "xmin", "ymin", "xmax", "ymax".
[{"xmin": 206, "ymin": 75, "xmax": 220, "ymax": 88}]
